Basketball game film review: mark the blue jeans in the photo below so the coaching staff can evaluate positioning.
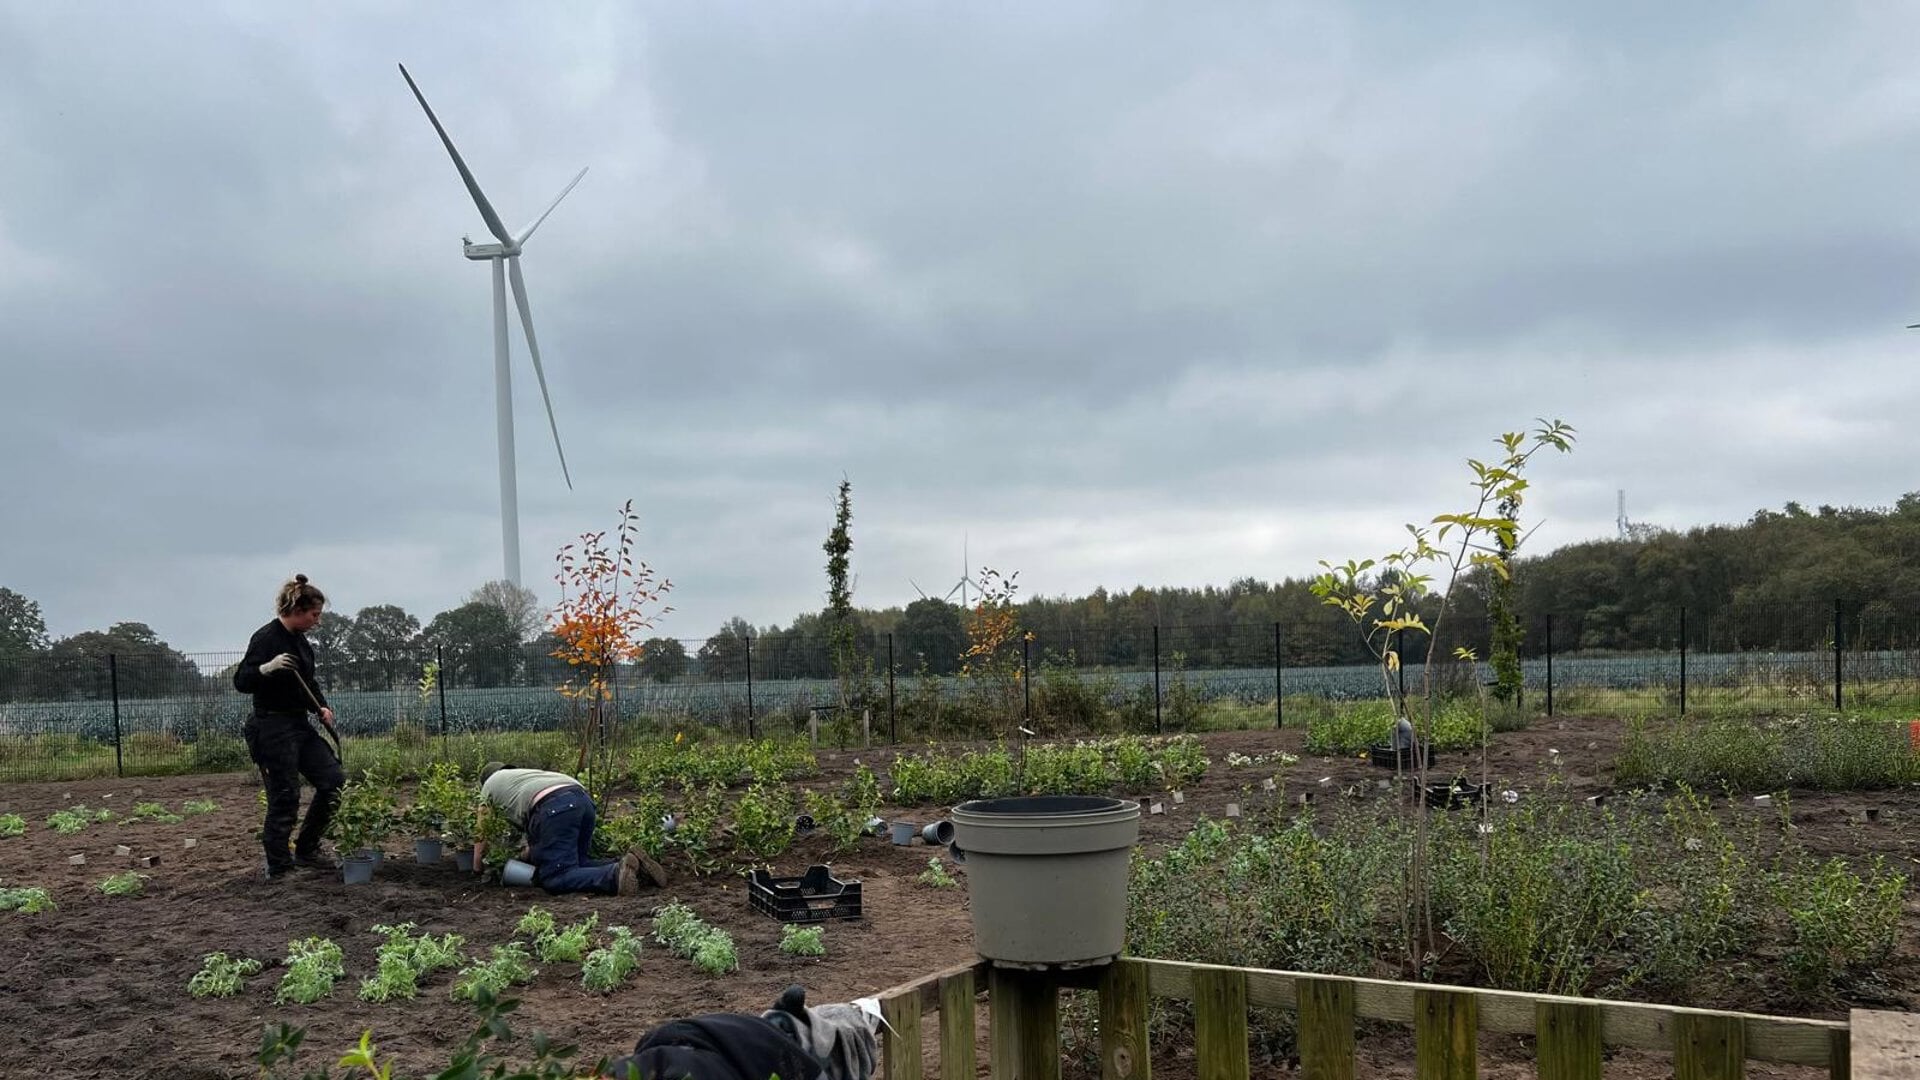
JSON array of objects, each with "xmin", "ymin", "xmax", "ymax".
[{"xmin": 525, "ymin": 787, "xmax": 620, "ymax": 895}]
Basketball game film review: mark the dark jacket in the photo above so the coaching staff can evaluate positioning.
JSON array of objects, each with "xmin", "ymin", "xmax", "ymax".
[
  {"xmin": 602, "ymin": 1014, "xmax": 824, "ymax": 1080},
  {"xmin": 233, "ymin": 619, "xmax": 326, "ymax": 715}
]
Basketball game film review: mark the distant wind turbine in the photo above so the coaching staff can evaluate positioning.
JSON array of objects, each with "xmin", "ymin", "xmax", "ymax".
[{"xmin": 399, "ymin": 63, "xmax": 582, "ymax": 587}]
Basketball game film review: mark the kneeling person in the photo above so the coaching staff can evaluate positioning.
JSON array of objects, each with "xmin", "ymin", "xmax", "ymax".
[{"xmin": 477, "ymin": 763, "xmax": 638, "ymax": 896}]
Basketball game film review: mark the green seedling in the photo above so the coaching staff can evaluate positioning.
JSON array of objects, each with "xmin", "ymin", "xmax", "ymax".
[
  {"xmin": 917, "ymin": 857, "xmax": 958, "ymax": 889},
  {"xmin": 0, "ymin": 814, "xmax": 24, "ymax": 837},
  {"xmin": 97, "ymin": 871, "xmax": 147, "ymax": 897},
  {"xmin": 582, "ymin": 926, "xmax": 644, "ymax": 992},
  {"xmin": 0, "ymin": 886, "xmax": 55, "ymax": 913},
  {"xmin": 451, "ymin": 943, "xmax": 537, "ymax": 1002},
  {"xmin": 188, "ymin": 952, "xmax": 263, "ymax": 998},
  {"xmin": 779, "ymin": 924, "xmax": 826, "ymax": 957},
  {"xmin": 274, "ymin": 937, "xmax": 345, "ymax": 1005},
  {"xmin": 182, "ymin": 799, "xmax": 219, "ymax": 816},
  {"xmin": 651, "ymin": 901, "xmax": 737, "ymax": 974},
  {"xmin": 47, "ymin": 807, "xmax": 112, "ymax": 834},
  {"xmin": 128, "ymin": 802, "xmax": 183, "ymax": 824}
]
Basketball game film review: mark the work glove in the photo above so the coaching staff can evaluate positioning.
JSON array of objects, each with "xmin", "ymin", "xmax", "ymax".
[{"xmin": 260, "ymin": 653, "xmax": 297, "ymax": 676}]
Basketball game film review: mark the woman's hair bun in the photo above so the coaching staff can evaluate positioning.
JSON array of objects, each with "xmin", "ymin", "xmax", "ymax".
[{"xmin": 294, "ymin": 573, "xmax": 308, "ymax": 584}]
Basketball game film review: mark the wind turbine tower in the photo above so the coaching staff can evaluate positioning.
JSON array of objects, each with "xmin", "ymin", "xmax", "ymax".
[{"xmin": 400, "ymin": 63, "xmax": 581, "ymax": 587}]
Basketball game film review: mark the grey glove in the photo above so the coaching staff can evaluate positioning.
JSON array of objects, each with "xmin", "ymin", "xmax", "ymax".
[{"xmin": 260, "ymin": 653, "xmax": 297, "ymax": 676}]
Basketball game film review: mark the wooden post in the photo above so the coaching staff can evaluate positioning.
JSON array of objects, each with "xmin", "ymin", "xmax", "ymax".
[
  {"xmin": 939, "ymin": 968, "xmax": 977, "ymax": 1080},
  {"xmin": 1674, "ymin": 1013, "xmax": 1744, "ymax": 1080},
  {"xmin": 989, "ymin": 967, "xmax": 1059, "ymax": 1080},
  {"xmin": 1191, "ymin": 968, "xmax": 1249, "ymax": 1080},
  {"xmin": 1535, "ymin": 1001, "xmax": 1601, "ymax": 1080},
  {"xmin": 1098, "ymin": 959, "xmax": 1151, "ymax": 1080},
  {"xmin": 883, "ymin": 992, "xmax": 923, "ymax": 1080},
  {"xmin": 1414, "ymin": 988, "xmax": 1477, "ymax": 1080},
  {"xmin": 1297, "ymin": 975, "xmax": 1355, "ymax": 1080}
]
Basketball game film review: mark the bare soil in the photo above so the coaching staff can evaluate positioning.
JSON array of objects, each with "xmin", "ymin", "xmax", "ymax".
[{"xmin": 0, "ymin": 719, "xmax": 1913, "ymax": 1078}]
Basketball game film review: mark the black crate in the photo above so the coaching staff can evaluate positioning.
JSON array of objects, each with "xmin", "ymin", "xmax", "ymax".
[
  {"xmin": 1367, "ymin": 743, "xmax": 1436, "ymax": 769},
  {"xmin": 748, "ymin": 865, "xmax": 863, "ymax": 923}
]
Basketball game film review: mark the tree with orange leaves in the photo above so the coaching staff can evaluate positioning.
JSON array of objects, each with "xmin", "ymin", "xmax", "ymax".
[{"xmin": 549, "ymin": 499, "xmax": 672, "ymax": 794}]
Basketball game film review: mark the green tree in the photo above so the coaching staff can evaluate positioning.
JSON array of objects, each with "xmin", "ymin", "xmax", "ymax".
[
  {"xmin": 344, "ymin": 605, "xmax": 421, "ymax": 690},
  {"xmin": 696, "ymin": 617, "xmax": 753, "ymax": 680},
  {"xmin": 639, "ymin": 637, "xmax": 688, "ymax": 683},
  {"xmin": 424, "ymin": 602, "xmax": 518, "ymax": 687},
  {"xmin": 37, "ymin": 622, "xmax": 198, "ymax": 699},
  {"xmin": 822, "ymin": 479, "xmax": 867, "ymax": 744},
  {"xmin": 0, "ymin": 587, "xmax": 49, "ymax": 701},
  {"xmin": 897, "ymin": 598, "xmax": 965, "ymax": 675}
]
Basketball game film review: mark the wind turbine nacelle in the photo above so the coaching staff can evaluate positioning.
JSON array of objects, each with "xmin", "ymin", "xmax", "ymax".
[{"xmin": 463, "ymin": 240, "xmax": 511, "ymax": 260}]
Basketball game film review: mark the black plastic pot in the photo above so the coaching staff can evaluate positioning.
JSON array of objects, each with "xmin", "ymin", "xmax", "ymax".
[{"xmin": 1368, "ymin": 743, "xmax": 1436, "ymax": 769}]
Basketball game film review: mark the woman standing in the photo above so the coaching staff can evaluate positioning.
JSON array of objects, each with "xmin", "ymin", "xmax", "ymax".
[{"xmin": 233, "ymin": 573, "xmax": 343, "ymax": 879}]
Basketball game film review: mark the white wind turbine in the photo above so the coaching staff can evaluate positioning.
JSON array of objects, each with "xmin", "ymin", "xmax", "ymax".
[{"xmin": 399, "ymin": 63, "xmax": 582, "ymax": 587}]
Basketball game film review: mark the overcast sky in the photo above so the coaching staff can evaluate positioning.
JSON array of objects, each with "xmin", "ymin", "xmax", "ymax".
[{"xmin": 4, "ymin": 3, "xmax": 1918, "ymax": 654}]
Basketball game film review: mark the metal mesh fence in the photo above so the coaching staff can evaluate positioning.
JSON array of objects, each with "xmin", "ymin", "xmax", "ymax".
[{"xmin": 2, "ymin": 601, "xmax": 1918, "ymax": 780}]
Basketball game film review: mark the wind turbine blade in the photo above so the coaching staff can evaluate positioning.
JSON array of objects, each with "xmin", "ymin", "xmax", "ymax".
[
  {"xmin": 398, "ymin": 64, "xmax": 513, "ymax": 246},
  {"xmin": 506, "ymin": 255, "xmax": 573, "ymax": 490},
  {"xmin": 910, "ymin": 579, "xmax": 927, "ymax": 600},
  {"xmin": 514, "ymin": 167, "xmax": 588, "ymax": 247}
]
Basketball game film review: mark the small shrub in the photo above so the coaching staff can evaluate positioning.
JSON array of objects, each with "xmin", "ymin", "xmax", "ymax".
[
  {"xmin": 128, "ymin": 801, "xmax": 183, "ymax": 824},
  {"xmin": 731, "ymin": 783, "xmax": 797, "ymax": 860},
  {"xmin": 0, "ymin": 886, "xmax": 55, "ymax": 913},
  {"xmin": 275, "ymin": 937, "xmax": 346, "ymax": 1005},
  {"xmin": 181, "ymin": 799, "xmax": 219, "ymax": 816},
  {"xmin": 46, "ymin": 806, "xmax": 112, "ymax": 834},
  {"xmin": 779, "ymin": 924, "xmax": 826, "ymax": 956},
  {"xmin": 582, "ymin": 926, "xmax": 644, "ymax": 992},
  {"xmin": 188, "ymin": 952, "xmax": 263, "ymax": 998},
  {"xmin": 0, "ymin": 814, "xmax": 24, "ymax": 837},
  {"xmin": 652, "ymin": 901, "xmax": 738, "ymax": 974},
  {"xmin": 97, "ymin": 871, "xmax": 147, "ymax": 897},
  {"xmin": 452, "ymin": 943, "xmax": 537, "ymax": 1001},
  {"xmin": 1775, "ymin": 856, "xmax": 1907, "ymax": 1001},
  {"xmin": 360, "ymin": 923, "xmax": 467, "ymax": 1002}
]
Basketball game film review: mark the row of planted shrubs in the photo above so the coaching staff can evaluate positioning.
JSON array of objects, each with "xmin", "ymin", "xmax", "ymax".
[
  {"xmin": 1127, "ymin": 784, "xmax": 1905, "ymax": 1007},
  {"xmin": 1617, "ymin": 713, "xmax": 1920, "ymax": 791}
]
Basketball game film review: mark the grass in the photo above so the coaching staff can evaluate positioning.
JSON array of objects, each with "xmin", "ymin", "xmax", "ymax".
[{"xmin": 1616, "ymin": 714, "xmax": 1920, "ymax": 792}]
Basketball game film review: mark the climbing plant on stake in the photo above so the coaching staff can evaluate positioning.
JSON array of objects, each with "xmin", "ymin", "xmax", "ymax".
[{"xmin": 550, "ymin": 499, "xmax": 673, "ymax": 795}]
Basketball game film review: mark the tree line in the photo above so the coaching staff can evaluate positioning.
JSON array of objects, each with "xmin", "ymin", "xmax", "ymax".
[{"xmin": 5, "ymin": 491, "xmax": 1918, "ymax": 701}]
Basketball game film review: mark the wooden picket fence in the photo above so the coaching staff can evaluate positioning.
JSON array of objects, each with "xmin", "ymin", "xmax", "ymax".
[{"xmin": 873, "ymin": 956, "xmax": 1913, "ymax": 1080}]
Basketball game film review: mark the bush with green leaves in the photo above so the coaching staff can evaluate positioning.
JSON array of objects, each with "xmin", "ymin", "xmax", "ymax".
[
  {"xmin": 730, "ymin": 782, "xmax": 797, "ymax": 860},
  {"xmin": 517, "ymin": 907, "xmax": 599, "ymax": 963},
  {"xmin": 1304, "ymin": 698, "xmax": 1487, "ymax": 755},
  {"xmin": 46, "ymin": 806, "xmax": 113, "ymax": 834},
  {"xmin": 0, "ymin": 814, "xmax": 24, "ymax": 838},
  {"xmin": 97, "ymin": 871, "xmax": 147, "ymax": 897},
  {"xmin": 451, "ymin": 943, "xmax": 538, "ymax": 1001},
  {"xmin": 652, "ymin": 901, "xmax": 738, "ymax": 975},
  {"xmin": 358, "ymin": 923, "xmax": 466, "ymax": 1002},
  {"xmin": 188, "ymin": 952, "xmax": 263, "ymax": 998},
  {"xmin": 582, "ymin": 926, "xmax": 644, "ymax": 992},
  {"xmin": 181, "ymin": 799, "xmax": 218, "ymax": 816},
  {"xmin": 888, "ymin": 735, "xmax": 1210, "ymax": 805},
  {"xmin": 274, "ymin": 937, "xmax": 346, "ymax": 1005},
  {"xmin": 1775, "ymin": 855, "xmax": 1906, "ymax": 1001},
  {"xmin": 779, "ymin": 924, "xmax": 826, "ymax": 957},
  {"xmin": 128, "ymin": 801, "xmax": 182, "ymax": 824},
  {"xmin": 0, "ymin": 885, "xmax": 55, "ymax": 913},
  {"xmin": 1617, "ymin": 714, "xmax": 1920, "ymax": 792}
]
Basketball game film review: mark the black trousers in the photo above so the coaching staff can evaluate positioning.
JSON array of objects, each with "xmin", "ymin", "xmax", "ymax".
[{"xmin": 244, "ymin": 712, "xmax": 344, "ymax": 869}]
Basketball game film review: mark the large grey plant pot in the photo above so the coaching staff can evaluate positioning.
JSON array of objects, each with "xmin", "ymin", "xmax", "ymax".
[
  {"xmin": 950, "ymin": 795, "xmax": 1140, "ymax": 968},
  {"xmin": 342, "ymin": 853, "xmax": 377, "ymax": 886},
  {"xmin": 414, "ymin": 838, "xmax": 444, "ymax": 865}
]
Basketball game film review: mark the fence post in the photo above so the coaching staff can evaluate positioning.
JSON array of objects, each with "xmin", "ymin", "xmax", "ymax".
[
  {"xmin": 1679, "ymin": 607, "xmax": 1688, "ymax": 717},
  {"xmin": 1273, "ymin": 621, "xmax": 1283, "ymax": 729},
  {"xmin": 108, "ymin": 653, "xmax": 124, "ymax": 779},
  {"xmin": 1152, "ymin": 625, "xmax": 1162, "ymax": 734},
  {"xmin": 887, "ymin": 633, "xmax": 897, "ymax": 743},
  {"xmin": 1021, "ymin": 634, "xmax": 1031, "ymax": 721},
  {"xmin": 1545, "ymin": 615, "xmax": 1555, "ymax": 718},
  {"xmin": 1835, "ymin": 597, "xmax": 1844, "ymax": 711},
  {"xmin": 744, "ymin": 634, "xmax": 755, "ymax": 740}
]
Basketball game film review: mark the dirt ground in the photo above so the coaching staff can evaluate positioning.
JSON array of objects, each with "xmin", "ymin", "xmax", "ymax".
[{"xmin": 0, "ymin": 719, "xmax": 1914, "ymax": 1079}]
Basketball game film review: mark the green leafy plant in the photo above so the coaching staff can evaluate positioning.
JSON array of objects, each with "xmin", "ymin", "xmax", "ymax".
[
  {"xmin": 917, "ymin": 857, "xmax": 958, "ymax": 889},
  {"xmin": 451, "ymin": 943, "xmax": 538, "ymax": 1002},
  {"xmin": 274, "ymin": 937, "xmax": 346, "ymax": 1005},
  {"xmin": 128, "ymin": 801, "xmax": 182, "ymax": 824},
  {"xmin": 651, "ymin": 901, "xmax": 738, "ymax": 974},
  {"xmin": 581, "ymin": 926, "xmax": 644, "ymax": 993},
  {"xmin": 181, "ymin": 799, "xmax": 218, "ymax": 816},
  {"xmin": 359, "ymin": 922, "xmax": 466, "ymax": 1002},
  {"xmin": 328, "ymin": 772, "xmax": 398, "ymax": 855},
  {"xmin": 97, "ymin": 871, "xmax": 147, "ymax": 897},
  {"xmin": 188, "ymin": 952, "xmax": 263, "ymax": 998},
  {"xmin": 730, "ymin": 782, "xmax": 797, "ymax": 860},
  {"xmin": 46, "ymin": 806, "xmax": 112, "ymax": 834},
  {"xmin": 258, "ymin": 987, "xmax": 601, "ymax": 1080},
  {"xmin": 1774, "ymin": 855, "xmax": 1907, "ymax": 1001},
  {"xmin": 0, "ymin": 814, "xmax": 24, "ymax": 838},
  {"xmin": 779, "ymin": 924, "xmax": 826, "ymax": 956},
  {"xmin": 517, "ymin": 906, "xmax": 599, "ymax": 963},
  {"xmin": 0, "ymin": 885, "xmax": 55, "ymax": 913}
]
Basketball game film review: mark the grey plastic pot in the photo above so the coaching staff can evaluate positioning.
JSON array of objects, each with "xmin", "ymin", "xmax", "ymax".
[
  {"xmin": 342, "ymin": 853, "xmax": 376, "ymax": 886},
  {"xmin": 950, "ymin": 795, "xmax": 1140, "ymax": 968},
  {"xmin": 921, "ymin": 820, "xmax": 955, "ymax": 845},
  {"xmin": 889, "ymin": 821, "xmax": 918, "ymax": 845},
  {"xmin": 453, "ymin": 847, "xmax": 475, "ymax": 873},
  {"xmin": 501, "ymin": 858, "xmax": 536, "ymax": 887},
  {"xmin": 414, "ymin": 838, "xmax": 444, "ymax": 865}
]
